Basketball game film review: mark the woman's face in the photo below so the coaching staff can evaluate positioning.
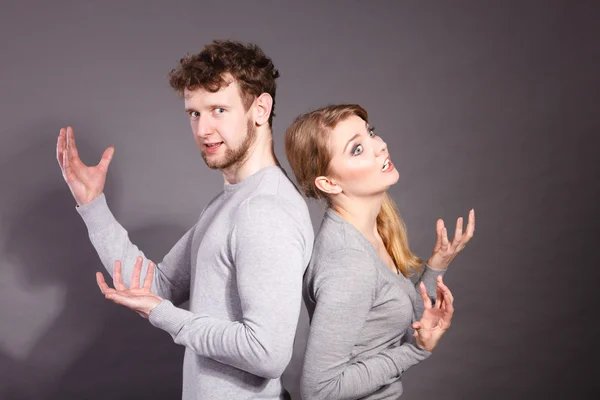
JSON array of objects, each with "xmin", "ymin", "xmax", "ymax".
[{"xmin": 323, "ymin": 115, "xmax": 399, "ymax": 198}]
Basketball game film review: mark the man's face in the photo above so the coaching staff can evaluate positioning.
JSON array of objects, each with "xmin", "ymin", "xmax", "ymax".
[{"xmin": 184, "ymin": 76, "xmax": 256, "ymax": 170}]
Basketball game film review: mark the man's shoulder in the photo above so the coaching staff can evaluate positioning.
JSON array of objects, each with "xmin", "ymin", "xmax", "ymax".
[
  {"xmin": 253, "ymin": 167, "xmax": 304, "ymax": 199},
  {"xmin": 236, "ymin": 192, "xmax": 300, "ymax": 225},
  {"xmin": 244, "ymin": 168, "xmax": 309, "ymax": 217}
]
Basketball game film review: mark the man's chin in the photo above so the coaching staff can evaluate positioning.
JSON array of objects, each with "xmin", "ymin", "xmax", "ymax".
[
  {"xmin": 203, "ymin": 159, "xmax": 224, "ymax": 170},
  {"xmin": 201, "ymin": 153, "xmax": 222, "ymax": 169},
  {"xmin": 203, "ymin": 157, "xmax": 236, "ymax": 171},
  {"xmin": 201, "ymin": 146, "xmax": 248, "ymax": 171}
]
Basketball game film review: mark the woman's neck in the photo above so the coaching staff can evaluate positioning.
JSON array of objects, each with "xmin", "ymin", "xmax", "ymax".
[{"xmin": 331, "ymin": 194, "xmax": 384, "ymax": 244}]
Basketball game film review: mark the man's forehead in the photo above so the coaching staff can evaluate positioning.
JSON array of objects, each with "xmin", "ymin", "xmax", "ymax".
[{"xmin": 183, "ymin": 79, "xmax": 238, "ymax": 103}]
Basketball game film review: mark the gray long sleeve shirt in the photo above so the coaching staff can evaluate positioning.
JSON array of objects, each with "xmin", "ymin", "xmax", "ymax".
[
  {"xmin": 301, "ymin": 209, "xmax": 444, "ymax": 400},
  {"xmin": 77, "ymin": 166, "xmax": 314, "ymax": 399}
]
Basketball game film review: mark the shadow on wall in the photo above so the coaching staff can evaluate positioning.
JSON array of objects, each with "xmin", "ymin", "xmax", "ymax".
[{"xmin": 0, "ymin": 132, "xmax": 186, "ymax": 399}]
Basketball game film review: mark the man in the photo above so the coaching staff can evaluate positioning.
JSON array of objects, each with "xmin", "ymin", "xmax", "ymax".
[{"xmin": 56, "ymin": 40, "xmax": 314, "ymax": 400}]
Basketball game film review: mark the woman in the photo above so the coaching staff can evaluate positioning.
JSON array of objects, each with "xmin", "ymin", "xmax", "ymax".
[{"xmin": 285, "ymin": 104, "xmax": 475, "ymax": 399}]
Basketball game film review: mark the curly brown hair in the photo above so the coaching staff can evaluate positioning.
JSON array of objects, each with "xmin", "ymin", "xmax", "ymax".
[{"xmin": 169, "ymin": 40, "xmax": 280, "ymax": 127}]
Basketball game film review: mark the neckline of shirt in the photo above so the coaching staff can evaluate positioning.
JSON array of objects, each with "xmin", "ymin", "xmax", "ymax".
[
  {"xmin": 223, "ymin": 165, "xmax": 281, "ymax": 196},
  {"xmin": 325, "ymin": 208, "xmax": 408, "ymax": 281}
]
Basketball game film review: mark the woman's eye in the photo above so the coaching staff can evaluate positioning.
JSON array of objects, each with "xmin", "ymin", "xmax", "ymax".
[
  {"xmin": 368, "ymin": 127, "xmax": 376, "ymax": 138},
  {"xmin": 352, "ymin": 144, "xmax": 363, "ymax": 156}
]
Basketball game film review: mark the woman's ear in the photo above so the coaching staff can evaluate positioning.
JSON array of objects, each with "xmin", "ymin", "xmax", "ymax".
[{"xmin": 315, "ymin": 175, "xmax": 342, "ymax": 195}]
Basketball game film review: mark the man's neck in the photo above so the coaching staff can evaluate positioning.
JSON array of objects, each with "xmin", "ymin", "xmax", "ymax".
[{"xmin": 221, "ymin": 132, "xmax": 279, "ymax": 185}]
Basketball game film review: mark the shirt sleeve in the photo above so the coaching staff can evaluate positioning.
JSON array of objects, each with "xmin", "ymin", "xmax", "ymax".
[
  {"xmin": 148, "ymin": 195, "xmax": 308, "ymax": 379},
  {"xmin": 76, "ymin": 192, "xmax": 194, "ymax": 305},
  {"xmin": 412, "ymin": 264, "xmax": 446, "ymax": 320},
  {"xmin": 301, "ymin": 250, "xmax": 430, "ymax": 400}
]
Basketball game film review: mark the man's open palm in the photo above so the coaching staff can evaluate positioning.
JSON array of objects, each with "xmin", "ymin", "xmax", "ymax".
[{"xmin": 56, "ymin": 126, "xmax": 114, "ymax": 206}]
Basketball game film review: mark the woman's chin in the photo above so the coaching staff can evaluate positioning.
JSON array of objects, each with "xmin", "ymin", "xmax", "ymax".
[{"xmin": 386, "ymin": 169, "xmax": 400, "ymax": 185}]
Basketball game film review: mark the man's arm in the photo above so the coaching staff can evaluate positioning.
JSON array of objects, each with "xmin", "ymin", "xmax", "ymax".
[
  {"xmin": 78, "ymin": 193, "xmax": 194, "ymax": 305},
  {"xmin": 56, "ymin": 127, "xmax": 193, "ymax": 304},
  {"xmin": 148, "ymin": 195, "xmax": 307, "ymax": 379}
]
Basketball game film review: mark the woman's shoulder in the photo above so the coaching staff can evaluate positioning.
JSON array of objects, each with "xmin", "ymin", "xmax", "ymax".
[
  {"xmin": 309, "ymin": 223, "xmax": 378, "ymax": 281},
  {"xmin": 315, "ymin": 209, "xmax": 376, "ymax": 253}
]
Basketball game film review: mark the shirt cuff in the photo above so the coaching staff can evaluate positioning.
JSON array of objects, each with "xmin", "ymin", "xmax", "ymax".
[
  {"xmin": 149, "ymin": 299, "xmax": 195, "ymax": 337},
  {"xmin": 421, "ymin": 264, "xmax": 446, "ymax": 296},
  {"xmin": 392, "ymin": 343, "xmax": 431, "ymax": 376},
  {"xmin": 75, "ymin": 193, "xmax": 115, "ymax": 232}
]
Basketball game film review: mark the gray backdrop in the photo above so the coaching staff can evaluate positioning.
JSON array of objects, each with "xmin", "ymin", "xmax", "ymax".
[{"xmin": 1, "ymin": 1, "xmax": 598, "ymax": 399}]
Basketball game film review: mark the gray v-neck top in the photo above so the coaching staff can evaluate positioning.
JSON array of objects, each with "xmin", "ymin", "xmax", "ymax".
[{"xmin": 301, "ymin": 208, "xmax": 445, "ymax": 400}]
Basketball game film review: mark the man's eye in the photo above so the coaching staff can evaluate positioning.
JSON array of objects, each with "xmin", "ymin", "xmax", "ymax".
[
  {"xmin": 214, "ymin": 108, "xmax": 225, "ymax": 115},
  {"xmin": 189, "ymin": 111, "xmax": 200, "ymax": 118},
  {"xmin": 352, "ymin": 144, "xmax": 363, "ymax": 156}
]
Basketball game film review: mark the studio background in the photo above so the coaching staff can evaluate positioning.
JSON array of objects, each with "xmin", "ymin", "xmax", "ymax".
[{"xmin": 1, "ymin": 1, "xmax": 598, "ymax": 399}]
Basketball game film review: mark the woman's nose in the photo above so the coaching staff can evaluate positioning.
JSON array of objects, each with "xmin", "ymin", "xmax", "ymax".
[{"xmin": 377, "ymin": 138, "xmax": 387, "ymax": 155}]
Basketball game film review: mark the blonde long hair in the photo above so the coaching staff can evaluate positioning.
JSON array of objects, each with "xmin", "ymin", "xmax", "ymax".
[{"xmin": 285, "ymin": 104, "xmax": 422, "ymax": 276}]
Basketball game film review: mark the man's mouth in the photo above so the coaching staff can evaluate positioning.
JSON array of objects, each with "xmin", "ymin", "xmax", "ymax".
[{"xmin": 204, "ymin": 142, "xmax": 223, "ymax": 153}]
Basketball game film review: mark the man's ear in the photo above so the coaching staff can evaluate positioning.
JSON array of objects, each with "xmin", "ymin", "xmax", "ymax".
[{"xmin": 253, "ymin": 93, "xmax": 273, "ymax": 126}]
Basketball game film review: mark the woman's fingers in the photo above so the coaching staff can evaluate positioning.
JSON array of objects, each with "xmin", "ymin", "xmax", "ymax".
[
  {"xmin": 437, "ymin": 276, "xmax": 454, "ymax": 312},
  {"xmin": 435, "ymin": 282, "xmax": 443, "ymax": 309},
  {"xmin": 434, "ymin": 219, "xmax": 444, "ymax": 250},
  {"xmin": 465, "ymin": 209, "xmax": 475, "ymax": 242},
  {"xmin": 441, "ymin": 227, "xmax": 449, "ymax": 252},
  {"xmin": 419, "ymin": 282, "xmax": 432, "ymax": 309},
  {"xmin": 453, "ymin": 217, "xmax": 463, "ymax": 245}
]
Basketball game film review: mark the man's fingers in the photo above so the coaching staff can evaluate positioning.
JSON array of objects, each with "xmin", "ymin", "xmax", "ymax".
[
  {"xmin": 63, "ymin": 138, "xmax": 69, "ymax": 171},
  {"xmin": 66, "ymin": 126, "xmax": 80, "ymax": 160},
  {"xmin": 96, "ymin": 272, "xmax": 116, "ymax": 295},
  {"xmin": 57, "ymin": 128, "xmax": 66, "ymax": 171},
  {"xmin": 143, "ymin": 262, "xmax": 155, "ymax": 290},
  {"xmin": 113, "ymin": 260, "xmax": 127, "ymax": 290},
  {"xmin": 130, "ymin": 256, "xmax": 143, "ymax": 289},
  {"xmin": 97, "ymin": 146, "xmax": 115, "ymax": 172}
]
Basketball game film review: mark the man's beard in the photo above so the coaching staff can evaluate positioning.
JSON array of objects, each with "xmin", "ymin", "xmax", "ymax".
[{"xmin": 202, "ymin": 118, "xmax": 257, "ymax": 170}]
